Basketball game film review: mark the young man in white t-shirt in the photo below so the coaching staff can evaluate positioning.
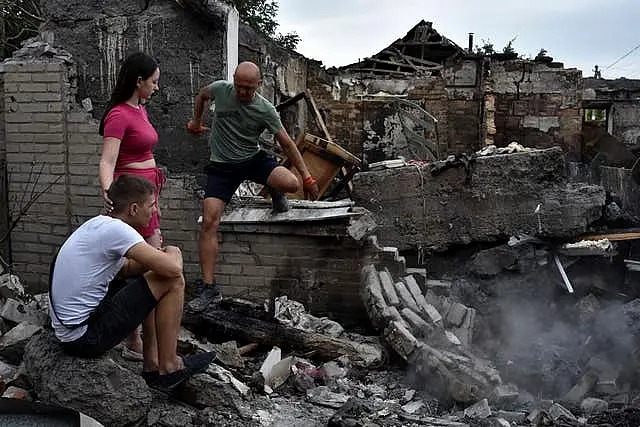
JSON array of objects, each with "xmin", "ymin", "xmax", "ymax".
[{"xmin": 49, "ymin": 174, "xmax": 214, "ymax": 392}]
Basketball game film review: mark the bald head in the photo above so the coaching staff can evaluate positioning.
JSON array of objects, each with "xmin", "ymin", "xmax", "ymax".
[
  {"xmin": 233, "ymin": 62, "xmax": 262, "ymax": 103},
  {"xmin": 234, "ymin": 61, "xmax": 261, "ymax": 82}
]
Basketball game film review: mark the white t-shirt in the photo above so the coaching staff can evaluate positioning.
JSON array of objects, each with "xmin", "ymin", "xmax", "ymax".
[{"xmin": 50, "ymin": 215, "xmax": 144, "ymax": 342}]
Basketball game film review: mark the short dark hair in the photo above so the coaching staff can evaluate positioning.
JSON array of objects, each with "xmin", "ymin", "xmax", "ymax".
[{"xmin": 108, "ymin": 175, "xmax": 156, "ymax": 214}]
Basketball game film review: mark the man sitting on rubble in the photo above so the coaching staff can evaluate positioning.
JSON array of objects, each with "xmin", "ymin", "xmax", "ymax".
[{"xmin": 49, "ymin": 174, "xmax": 215, "ymax": 392}]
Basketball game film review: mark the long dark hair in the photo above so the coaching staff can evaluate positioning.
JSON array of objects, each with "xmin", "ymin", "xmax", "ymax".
[{"xmin": 98, "ymin": 52, "xmax": 158, "ymax": 136}]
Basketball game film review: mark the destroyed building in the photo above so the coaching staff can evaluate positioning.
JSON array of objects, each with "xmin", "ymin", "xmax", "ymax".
[{"xmin": 2, "ymin": 0, "xmax": 640, "ymax": 425}]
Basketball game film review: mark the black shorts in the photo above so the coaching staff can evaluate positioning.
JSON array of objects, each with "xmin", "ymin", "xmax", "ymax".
[
  {"xmin": 60, "ymin": 276, "xmax": 158, "ymax": 358},
  {"xmin": 204, "ymin": 151, "xmax": 279, "ymax": 203}
]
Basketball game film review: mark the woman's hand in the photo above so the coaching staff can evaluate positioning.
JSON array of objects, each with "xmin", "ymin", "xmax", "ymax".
[{"xmin": 103, "ymin": 189, "xmax": 114, "ymax": 215}]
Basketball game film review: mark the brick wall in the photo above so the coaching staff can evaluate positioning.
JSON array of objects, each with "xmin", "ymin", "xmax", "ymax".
[
  {"xmin": 216, "ymin": 222, "xmax": 373, "ymax": 327},
  {"xmin": 0, "ymin": 69, "xmax": 8, "ymax": 260},
  {"xmin": 491, "ymin": 62, "xmax": 583, "ymax": 158}
]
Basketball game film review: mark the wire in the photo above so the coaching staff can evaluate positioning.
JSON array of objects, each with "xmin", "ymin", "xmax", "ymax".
[{"xmin": 604, "ymin": 41, "xmax": 640, "ymax": 70}]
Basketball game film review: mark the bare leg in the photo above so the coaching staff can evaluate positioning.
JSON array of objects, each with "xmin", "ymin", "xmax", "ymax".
[
  {"xmin": 125, "ymin": 229, "xmax": 162, "ymax": 355},
  {"xmin": 199, "ymin": 198, "xmax": 225, "ymax": 284},
  {"xmin": 144, "ymin": 270, "xmax": 185, "ymax": 374},
  {"xmin": 266, "ymin": 166, "xmax": 300, "ymax": 193},
  {"xmin": 141, "ymin": 309, "xmax": 158, "ymax": 372}
]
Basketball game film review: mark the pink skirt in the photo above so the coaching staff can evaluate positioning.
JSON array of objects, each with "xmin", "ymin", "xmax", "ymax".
[{"xmin": 113, "ymin": 167, "xmax": 166, "ymax": 237}]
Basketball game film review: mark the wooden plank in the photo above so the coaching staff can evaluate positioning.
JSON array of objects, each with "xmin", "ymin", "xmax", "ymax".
[
  {"xmin": 304, "ymin": 90, "xmax": 332, "ymax": 142},
  {"xmin": 275, "ymin": 91, "xmax": 306, "ymax": 112},
  {"xmin": 350, "ymin": 68, "xmax": 416, "ymax": 76},
  {"xmin": 303, "ymin": 134, "xmax": 361, "ymax": 166},
  {"xmin": 365, "ymin": 57, "xmax": 417, "ymax": 71},
  {"xmin": 577, "ymin": 232, "xmax": 640, "ymax": 241}
]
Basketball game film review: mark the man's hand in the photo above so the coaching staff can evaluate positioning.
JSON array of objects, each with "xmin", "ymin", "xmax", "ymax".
[
  {"xmin": 163, "ymin": 245, "xmax": 183, "ymax": 269},
  {"xmin": 303, "ymin": 176, "xmax": 320, "ymax": 201},
  {"xmin": 187, "ymin": 120, "xmax": 208, "ymax": 136}
]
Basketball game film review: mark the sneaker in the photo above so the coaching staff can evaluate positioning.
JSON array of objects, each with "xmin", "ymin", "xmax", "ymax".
[
  {"xmin": 150, "ymin": 369, "xmax": 191, "ymax": 393},
  {"xmin": 268, "ymin": 187, "xmax": 290, "ymax": 213},
  {"xmin": 188, "ymin": 280, "xmax": 222, "ymax": 312},
  {"xmin": 184, "ymin": 351, "xmax": 217, "ymax": 375},
  {"xmin": 141, "ymin": 370, "xmax": 159, "ymax": 386}
]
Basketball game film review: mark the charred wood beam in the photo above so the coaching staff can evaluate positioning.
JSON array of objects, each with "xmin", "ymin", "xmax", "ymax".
[
  {"xmin": 275, "ymin": 91, "xmax": 307, "ymax": 111},
  {"xmin": 365, "ymin": 57, "xmax": 418, "ymax": 71},
  {"xmin": 351, "ymin": 68, "xmax": 418, "ymax": 77},
  {"xmin": 381, "ymin": 50, "xmax": 443, "ymax": 68},
  {"xmin": 197, "ymin": 308, "xmax": 383, "ymax": 368}
]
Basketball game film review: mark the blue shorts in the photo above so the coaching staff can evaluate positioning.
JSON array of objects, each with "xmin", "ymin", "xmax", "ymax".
[{"xmin": 204, "ymin": 151, "xmax": 279, "ymax": 203}]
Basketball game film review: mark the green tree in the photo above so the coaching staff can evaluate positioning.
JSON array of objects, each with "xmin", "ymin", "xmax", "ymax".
[
  {"xmin": 0, "ymin": 0, "xmax": 44, "ymax": 59},
  {"xmin": 224, "ymin": 0, "xmax": 300, "ymax": 50}
]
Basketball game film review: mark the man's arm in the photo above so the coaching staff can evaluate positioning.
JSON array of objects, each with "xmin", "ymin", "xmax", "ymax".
[
  {"xmin": 274, "ymin": 129, "xmax": 320, "ymax": 200},
  {"xmin": 125, "ymin": 242, "xmax": 183, "ymax": 278},
  {"xmin": 117, "ymin": 257, "xmax": 149, "ymax": 278},
  {"xmin": 188, "ymin": 85, "xmax": 214, "ymax": 134}
]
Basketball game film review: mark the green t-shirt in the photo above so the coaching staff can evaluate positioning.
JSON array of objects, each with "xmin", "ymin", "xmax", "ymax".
[{"xmin": 205, "ymin": 80, "xmax": 283, "ymax": 163}]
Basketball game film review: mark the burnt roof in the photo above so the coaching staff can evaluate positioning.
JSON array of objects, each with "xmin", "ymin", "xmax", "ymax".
[{"xmin": 340, "ymin": 20, "xmax": 465, "ymax": 77}]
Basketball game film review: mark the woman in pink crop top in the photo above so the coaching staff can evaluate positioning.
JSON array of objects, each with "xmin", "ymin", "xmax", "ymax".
[{"xmin": 98, "ymin": 52, "xmax": 164, "ymax": 359}]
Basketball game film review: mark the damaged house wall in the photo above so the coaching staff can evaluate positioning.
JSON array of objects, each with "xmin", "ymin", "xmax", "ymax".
[
  {"xmin": 40, "ymin": 0, "xmax": 309, "ymax": 174},
  {"xmin": 39, "ymin": 0, "xmax": 229, "ymax": 173},
  {"xmin": 352, "ymin": 147, "xmax": 605, "ymax": 252},
  {"xmin": 489, "ymin": 61, "xmax": 583, "ymax": 158},
  {"xmin": 583, "ymin": 77, "xmax": 640, "ymax": 149}
]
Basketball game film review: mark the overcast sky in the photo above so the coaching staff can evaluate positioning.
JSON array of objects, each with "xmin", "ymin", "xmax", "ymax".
[{"xmin": 277, "ymin": 0, "xmax": 640, "ymax": 79}]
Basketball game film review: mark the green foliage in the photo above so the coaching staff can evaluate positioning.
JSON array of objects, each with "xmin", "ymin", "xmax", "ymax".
[
  {"xmin": 585, "ymin": 109, "xmax": 607, "ymax": 122},
  {"xmin": 0, "ymin": 0, "xmax": 44, "ymax": 59},
  {"xmin": 474, "ymin": 39, "xmax": 495, "ymax": 56},
  {"xmin": 224, "ymin": 0, "xmax": 300, "ymax": 50},
  {"xmin": 535, "ymin": 49, "xmax": 548, "ymax": 60},
  {"xmin": 502, "ymin": 37, "xmax": 517, "ymax": 55}
]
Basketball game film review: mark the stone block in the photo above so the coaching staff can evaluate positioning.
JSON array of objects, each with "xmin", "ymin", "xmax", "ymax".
[
  {"xmin": 404, "ymin": 275, "xmax": 443, "ymax": 325},
  {"xmin": 394, "ymin": 281, "xmax": 420, "ymax": 313},
  {"xmin": 0, "ymin": 322, "xmax": 43, "ymax": 364},
  {"xmin": 383, "ymin": 320, "xmax": 418, "ymax": 361},
  {"xmin": 379, "ymin": 269, "xmax": 399, "ymax": 306},
  {"xmin": 400, "ymin": 307, "xmax": 433, "ymax": 338},
  {"xmin": 445, "ymin": 302, "xmax": 468, "ymax": 327}
]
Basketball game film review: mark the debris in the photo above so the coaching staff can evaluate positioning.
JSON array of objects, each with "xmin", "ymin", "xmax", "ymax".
[
  {"xmin": 0, "ymin": 274, "xmax": 25, "ymax": 300},
  {"xmin": 369, "ymin": 159, "xmax": 407, "ymax": 170},
  {"xmin": 274, "ymin": 296, "xmax": 344, "ymax": 338},
  {"xmin": 2, "ymin": 386, "xmax": 29, "ymax": 400},
  {"xmin": 581, "ymin": 397, "xmax": 608, "ymax": 415},
  {"xmin": 206, "ymin": 364, "xmax": 250, "ymax": 396},
  {"xmin": 401, "ymin": 400, "xmax": 424, "ymax": 414},
  {"xmin": 464, "ymin": 398, "xmax": 491, "ymax": 419},
  {"xmin": 0, "ymin": 322, "xmax": 43, "ymax": 365},
  {"xmin": 553, "ymin": 254, "xmax": 574, "ymax": 293},
  {"xmin": 0, "ymin": 296, "xmax": 48, "ymax": 326},
  {"xmin": 307, "ymin": 386, "xmax": 349, "ymax": 409},
  {"xmin": 197, "ymin": 302, "xmax": 383, "ymax": 368}
]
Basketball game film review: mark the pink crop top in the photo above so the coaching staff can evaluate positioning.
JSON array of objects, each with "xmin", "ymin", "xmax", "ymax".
[{"xmin": 102, "ymin": 104, "xmax": 158, "ymax": 169}]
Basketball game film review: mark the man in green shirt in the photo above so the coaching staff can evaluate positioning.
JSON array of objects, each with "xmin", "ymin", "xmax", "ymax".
[{"xmin": 187, "ymin": 61, "xmax": 319, "ymax": 311}]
